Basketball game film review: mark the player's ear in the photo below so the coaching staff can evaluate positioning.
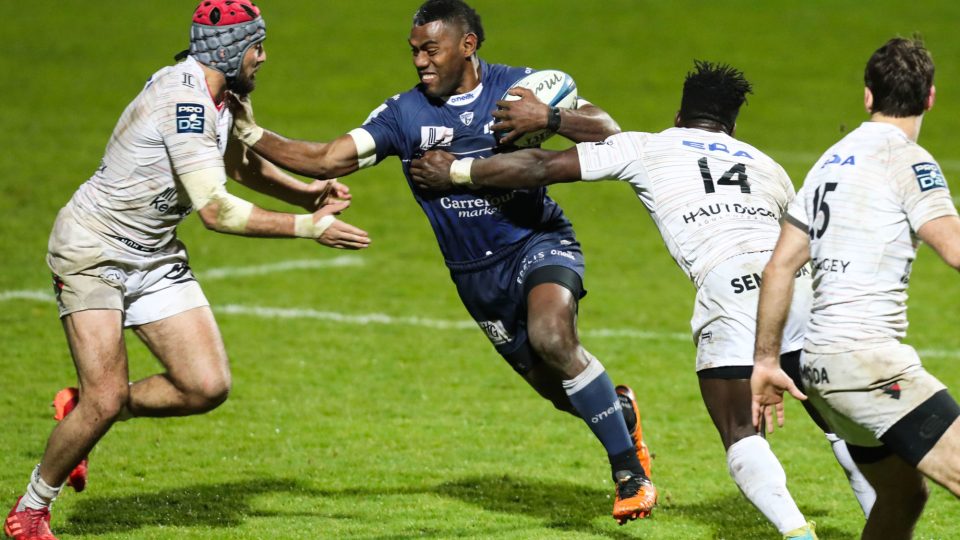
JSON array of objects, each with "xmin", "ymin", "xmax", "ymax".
[
  {"xmin": 462, "ymin": 32, "xmax": 477, "ymax": 58},
  {"xmin": 863, "ymin": 87, "xmax": 874, "ymax": 113},
  {"xmin": 673, "ymin": 111, "xmax": 682, "ymax": 127},
  {"xmin": 926, "ymin": 85, "xmax": 936, "ymax": 111}
]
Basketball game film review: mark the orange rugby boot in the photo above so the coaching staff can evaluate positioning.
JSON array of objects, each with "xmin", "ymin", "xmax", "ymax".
[
  {"xmin": 615, "ymin": 385, "xmax": 653, "ymax": 478},
  {"xmin": 52, "ymin": 387, "xmax": 88, "ymax": 492},
  {"xmin": 611, "ymin": 471, "xmax": 657, "ymax": 525}
]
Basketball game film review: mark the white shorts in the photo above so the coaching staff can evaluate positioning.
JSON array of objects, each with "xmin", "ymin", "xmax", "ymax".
[
  {"xmin": 47, "ymin": 208, "xmax": 209, "ymax": 327},
  {"xmin": 691, "ymin": 252, "xmax": 811, "ymax": 372},
  {"xmin": 801, "ymin": 343, "xmax": 947, "ymax": 447}
]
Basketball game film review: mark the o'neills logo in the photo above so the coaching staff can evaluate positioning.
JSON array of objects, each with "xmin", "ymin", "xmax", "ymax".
[
  {"xmin": 591, "ymin": 400, "xmax": 622, "ymax": 424},
  {"xmin": 447, "ymin": 84, "xmax": 483, "ymax": 106},
  {"xmin": 441, "ymin": 192, "xmax": 516, "ymax": 218}
]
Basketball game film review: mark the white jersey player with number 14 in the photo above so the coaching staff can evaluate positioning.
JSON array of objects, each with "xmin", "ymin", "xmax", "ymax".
[{"xmin": 576, "ymin": 126, "xmax": 810, "ymax": 370}]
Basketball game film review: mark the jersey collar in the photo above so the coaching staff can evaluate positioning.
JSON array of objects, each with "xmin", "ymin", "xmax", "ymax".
[{"xmin": 445, "ymin": 83, "xmax": 484, "ymax": 107}]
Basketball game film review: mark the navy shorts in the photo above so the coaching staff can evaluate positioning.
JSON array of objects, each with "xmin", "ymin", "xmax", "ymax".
[{"xmin": 448, "ymin": 227, "xmax": 586, "ymax": 374}]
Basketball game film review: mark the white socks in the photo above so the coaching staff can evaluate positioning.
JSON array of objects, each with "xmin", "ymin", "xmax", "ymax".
[
  {"xmin": 726, "ymin": 435, "xmax": 806, "ymax": 534},
  {"xmin": 20, "ymin": 465, "xmax": 61, "ymax": 511},
  {"xmin": 826, "ymin": 432, "xmax": 876, "ymax": 517}
]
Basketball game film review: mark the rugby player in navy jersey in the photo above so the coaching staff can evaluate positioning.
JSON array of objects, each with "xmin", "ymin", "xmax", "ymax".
[{"xmin": 228, "ymin": 0, "xmax": 655, "ymax": 523}]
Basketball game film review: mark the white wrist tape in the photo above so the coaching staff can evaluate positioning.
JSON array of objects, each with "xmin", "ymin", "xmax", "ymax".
[
  {"xmin": 179, "ymin": 167, "xmax": 254, "ymax": 233},
  {"xmin": 449, "ymin": 158, "xmax": 475, "ymax": 186},
  {"xmin": 215, "ymin": 193, "xmax": 255, "ymax": 232},
  {"xmin": 234, "ymin": 124, "xmax": 264, "ymax": 147},
  {"xmin": 294, "ymin": 214, "xmax": 336, "ymax": 239}
]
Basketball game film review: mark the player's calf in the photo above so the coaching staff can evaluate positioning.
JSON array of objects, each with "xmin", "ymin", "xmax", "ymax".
[{"xmin": 856, "ymin": 455, "xmax": 928, "ymax": 540}]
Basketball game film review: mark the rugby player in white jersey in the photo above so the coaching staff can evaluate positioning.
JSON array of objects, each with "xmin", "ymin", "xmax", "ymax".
[
  {"xmin": 752, "ymin": 37, "xmax": 960, "ymax": 540},
  {"xmin": 409, "ymin": 61, "xmax": 881, "ymax": 539},
  {"xmin": 3, "ymin": 2, "xmax": 369, "ymax": 539}
]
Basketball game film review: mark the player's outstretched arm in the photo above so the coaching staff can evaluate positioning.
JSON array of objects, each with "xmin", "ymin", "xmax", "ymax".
[
  {"xmin": 224, "ymin": 139, "xmax": 351, "ymax": 212},
  {"xmin": 917, "ymin": 215, "xmax": 960, "ymax": 271},
  {"xmin": 410, "ymin": 147, "xmax": 582, "ymax": 191},
  {"xmin": 228, "ymin": 93, "xmax": 363, "ymax": 180},
  {"xmin": 752, "ymin": 221, "xmax": 811, "ymax": 432},
  {"xmin": 492, "ymin": 88, "xmax": 620, "ymax": 146},
  {"xmin": 179, "ymin": 167, "xmax": 370, "ymax": 249}
]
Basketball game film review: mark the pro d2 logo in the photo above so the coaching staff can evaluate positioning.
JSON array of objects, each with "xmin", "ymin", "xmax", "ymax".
[
  {"xmin": 176, "ymin": 103, "xmax": 205, "ymax": 134},
  {"xmin": 912, "ymin": 162, "xmax": 947, "ymax": 192}
]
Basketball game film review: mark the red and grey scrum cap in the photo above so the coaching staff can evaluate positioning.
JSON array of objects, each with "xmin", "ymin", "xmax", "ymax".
[{"xmin": 188, "ymin": 0, "xmax": 266, "ymax": 80}]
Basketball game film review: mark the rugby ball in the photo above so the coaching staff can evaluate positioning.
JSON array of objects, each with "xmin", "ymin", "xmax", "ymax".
[{"xmin": 500, "ymin": 69, "xmax": 578, "ymax": 147}]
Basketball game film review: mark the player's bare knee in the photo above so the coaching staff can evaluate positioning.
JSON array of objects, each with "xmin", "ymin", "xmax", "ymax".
[
  {"xmin": 189, "ymin": 376, "xmax": 231, "ymax": 412},
  {"xmin": 528, "ymin": 324, "xmax": 578, "ymax": 371},
  {"xmin": 80, "ymin": 386, "xmax": 129, "ymax": 423}
]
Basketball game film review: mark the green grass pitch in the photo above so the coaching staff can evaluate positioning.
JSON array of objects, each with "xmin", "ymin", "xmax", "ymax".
[{"xmin": 2, "ymin": 1, "xmax": 959, "ymax": 538}]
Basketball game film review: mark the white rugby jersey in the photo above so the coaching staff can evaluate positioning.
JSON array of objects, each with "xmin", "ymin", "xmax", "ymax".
[
  {"xmin": 786, "ymin": 122, "xmax": 958, "ymax": 352},
  {"xmin": 577, "ymin": 128, "xmax": 794, "ymax": 286},
  {"xmin": 66, "ymin": 56, "xmax": 231, "ymax": 255}
]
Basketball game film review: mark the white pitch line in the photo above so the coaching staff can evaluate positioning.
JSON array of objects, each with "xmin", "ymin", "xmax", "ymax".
[
  {"xmin": 218, "ymin": 304, "xmax": 476, "ymax": 330},
  {"xmin": 200, "ymin": 255, "xmax": 363, "ymax": 280},
  {"xmin": 217, "ymin": 303, "xmax": 690, "ymax": 340},
  {"xmin": 0, "ymin": 288, "xmax": 957, "ymax": 355},
  {"xmin": 0, "ymin": 290, "xmax": 53, "ymax": 303}
]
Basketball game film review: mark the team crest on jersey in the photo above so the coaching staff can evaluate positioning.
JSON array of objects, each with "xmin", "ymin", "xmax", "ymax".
[
  {"xmin": 175, "ymin": 103, "xmax": 205, "ymax": 134},
  {"xmin": 912, "ymin": 162, "xmax": 947, "ymax": 192},
  {"xmin": 420, "ymin": 126, "xmax": 454, "ymax": 149},
  {"xmin": 459, "ymin": 111, "xmax": 474, "ymax": 126}
]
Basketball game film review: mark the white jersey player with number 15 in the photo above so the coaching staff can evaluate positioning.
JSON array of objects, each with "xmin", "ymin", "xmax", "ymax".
[{"xmin": 753, "ymin": 37, "xmax": 960, "ymax": 540}]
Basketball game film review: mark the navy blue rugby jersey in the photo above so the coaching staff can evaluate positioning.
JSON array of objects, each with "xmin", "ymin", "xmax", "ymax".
[{"xmin": 358, "ymin": 60, "xmax": 571, "ymax": 265}]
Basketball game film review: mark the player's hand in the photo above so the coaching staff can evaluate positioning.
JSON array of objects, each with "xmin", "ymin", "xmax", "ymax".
[
  {"xmin": 492, "ymin": 87, "xmax": 549, "ymax": 145},
  {"xmin": 751, "ymin": 361, "xmax": 807, "ymax": 434},
  {"xmin": 311, "ymin": 199, "xmax": 370, "ymax": 250},
  {"xmin": 410, "ymin": 150, "xmax": 457, "ymax": 190},
  {"xmin": 301, "ymin": 179, "xmax": 351, "ymax": 211},
  {"xmin": 226, "ymin": 92, "xmax": 264, "ymax": 146}
]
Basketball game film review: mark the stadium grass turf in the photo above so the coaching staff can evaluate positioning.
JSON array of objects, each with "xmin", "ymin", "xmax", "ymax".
[{"xmin": 1, "ymin": 1, "xmax": 958, "ymax": 538}]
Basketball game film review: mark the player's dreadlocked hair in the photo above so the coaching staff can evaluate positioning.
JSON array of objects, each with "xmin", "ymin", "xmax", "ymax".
[
  {"xmin": 413, "ymin": 0, "xmax": 485, "ymax": 50},
  {"xmin": 679, "ymin": 60, "xmax": 753, "ymax": 133},
  {"xmin": 865, "ymin": 36, "xmax": 934, "ymax": 117}
]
